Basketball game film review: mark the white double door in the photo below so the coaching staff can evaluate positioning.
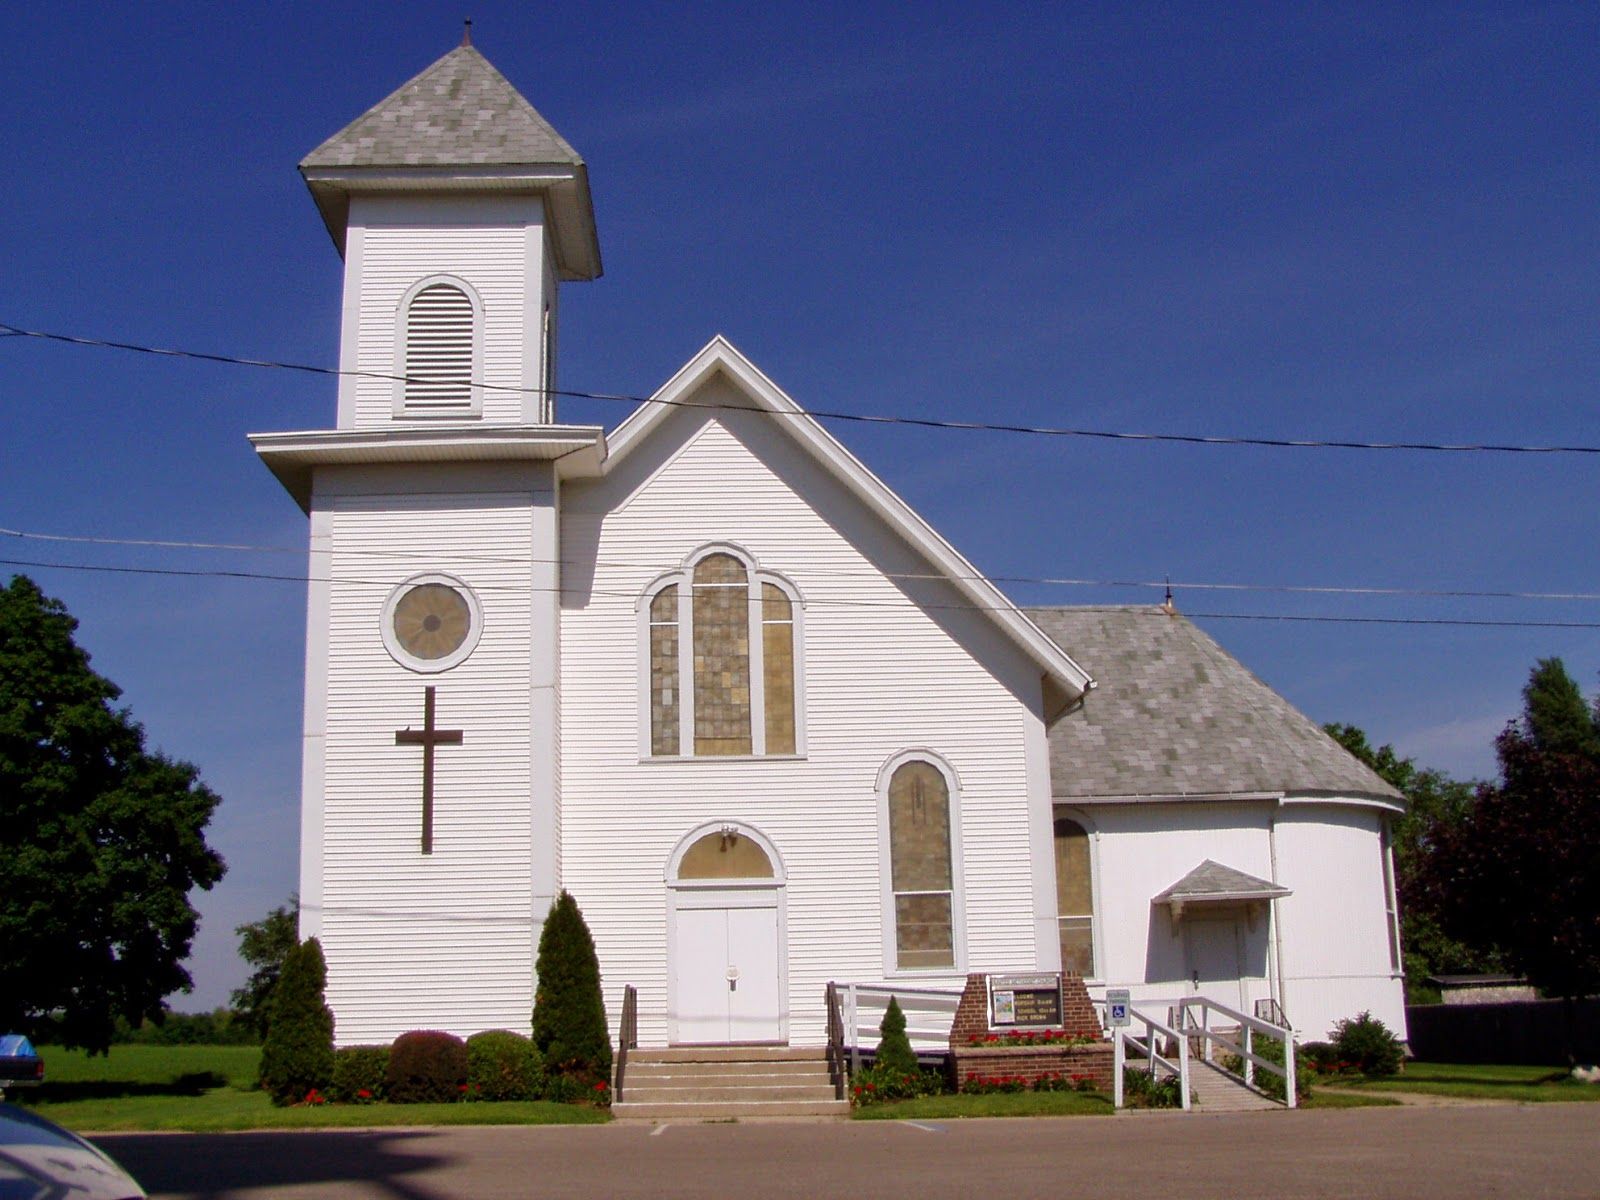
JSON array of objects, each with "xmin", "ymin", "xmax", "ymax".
[{"xmin": 671, "ymin": 889, "xmax": 783, "ymax": 1044}]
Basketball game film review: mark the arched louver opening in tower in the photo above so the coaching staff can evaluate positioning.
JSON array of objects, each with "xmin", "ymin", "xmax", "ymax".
[{"xmin": 402, "ymin": 282, "xmax": 476, "ymax": 412}]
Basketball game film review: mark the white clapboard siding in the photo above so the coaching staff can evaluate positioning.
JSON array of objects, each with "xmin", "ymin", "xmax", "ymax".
[
  {"xmin": 1085, "ymin": 799, "xmax": 1407, "ymax": 1044},
  {"xmin": 559, "ymin": 410, "xmax": 1051, "ymax": 1048},
  {"xmin": 345, "ymin": 197, "xmax": 547, "ymax": 428},
  {"xmin": 318, "ymin": 492, "xmax": 540, "ymax": 1044}
]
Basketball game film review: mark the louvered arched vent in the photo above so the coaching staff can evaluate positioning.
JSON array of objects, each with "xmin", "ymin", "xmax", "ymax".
[{"xmin": 402, "ymin": 282, "xmax": 476, "ymax": 412}]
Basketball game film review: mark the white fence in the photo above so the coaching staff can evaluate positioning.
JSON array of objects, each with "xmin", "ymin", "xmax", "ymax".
[{"xmin": 836, "ymin": 983, "xmax": 962, "ymax": 1069}]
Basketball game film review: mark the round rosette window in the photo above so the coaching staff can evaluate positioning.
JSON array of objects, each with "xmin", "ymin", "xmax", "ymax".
[{"xmin": 381, "ymin": 574, "xmax": 483, "ymax": 672}]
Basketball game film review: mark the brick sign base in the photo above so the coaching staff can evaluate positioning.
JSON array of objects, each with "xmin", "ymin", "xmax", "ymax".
[{"xmin": 947, "ymin": 972, "xmax": 1114, "ymax": 1091}]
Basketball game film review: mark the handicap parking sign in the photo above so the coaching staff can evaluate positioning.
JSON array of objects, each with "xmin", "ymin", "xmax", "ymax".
[{"xmin": 1106, "ymin": 988, "xmax": 1131, "ymax": 1028}]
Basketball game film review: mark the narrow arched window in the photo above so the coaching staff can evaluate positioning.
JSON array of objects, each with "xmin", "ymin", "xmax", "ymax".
[
  {"xmin": 644, "ymin": 549, "xmax": 801, "ymax": 758},
  {"xmin": 1054, "ymin": 814, "xmax": 1096, "ymax": 976},
  {"xmin": 889, "ymin": 761, "xmax": 954, "ymax": 970},
  {"xmin": 693, "ymin": 554, "xmax": 752, "ymax": 755},
  {"xmin": 399, "ymin": 280, "xmax": 478, "ymax": 415}
]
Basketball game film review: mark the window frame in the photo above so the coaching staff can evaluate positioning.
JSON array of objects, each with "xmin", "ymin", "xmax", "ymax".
[
  {"xmin": 392, "ymin": 274, "xmax": 485, "ymax": 419},
  {"xmin": 1050, "ymin": 807, "xmax": 1102, "ymax": 980},
  {"xmin": 637, "ymin": 543, "xmax": 806, "ymax": 760},
  {"xmin": 876, "ymin": 750, "xmax": 966, "ymax": 978}
]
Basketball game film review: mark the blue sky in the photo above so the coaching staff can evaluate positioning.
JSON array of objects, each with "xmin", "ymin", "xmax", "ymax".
[{"xmin": 3, "ymin": 3, "xmax": 1596, "ymax": 1010}]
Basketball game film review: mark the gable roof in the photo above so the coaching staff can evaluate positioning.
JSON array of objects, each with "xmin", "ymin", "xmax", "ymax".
[
  {"xmin": 1153, "ymin": 860, "xmax": 1292, "ymax": 905},
  {"xmin": 603, "ymin": 337, "xmax": 1094, "ymax": 710},
  {"xmin": 1026, "ymin": 605, "xmax": 1402, "ymax": 803},
  {"xmin": 301, "ymin": 44, "xmax": 584, "ymax": 169}
]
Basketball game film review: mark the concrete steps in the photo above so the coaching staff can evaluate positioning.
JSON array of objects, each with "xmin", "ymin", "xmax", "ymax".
[{"xmin": 613, "ymin": 1046, "xmax": 849, "ymax": 1121}]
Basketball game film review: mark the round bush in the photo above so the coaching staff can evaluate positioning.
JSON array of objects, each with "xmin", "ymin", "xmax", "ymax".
[
  {"xmin": 385, "ymin": 1030, "xmax": 468, "ymax": 1103},
  {"xmin": 1331, "ymin": 1011, "xmax": 1403, "ymax": 1077},
  {"xmin": 330, "ymin": 1045, "xmax": 389, "ymax": 1103},
  {"xmin": 466, "ymin": 1030, "xmax": 543, "ymax": 1101}
]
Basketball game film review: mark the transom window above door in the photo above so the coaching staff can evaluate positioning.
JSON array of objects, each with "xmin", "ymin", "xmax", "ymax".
[{"xmin": 643, "ymin": 546, "xmax": 802, "ymax": 758}]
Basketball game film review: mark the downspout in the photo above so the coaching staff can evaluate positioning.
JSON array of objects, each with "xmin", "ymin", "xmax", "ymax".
[{"xmin": 1268, "ymin": 804, "xmax": 1288, "ymax": 1023}]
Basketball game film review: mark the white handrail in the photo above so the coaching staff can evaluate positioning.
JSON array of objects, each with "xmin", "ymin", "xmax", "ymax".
[
  {"xmin": 838, "ymin": 981, "xmax": 964, "ymax": 1069},
  {"xmin": 1176, "ymin": 995, "xmax": 1296, "ymax": 1108},
  {"xmin": 1112, "ymin": 1005, "xmax": 1190, "ymax": 1111}
]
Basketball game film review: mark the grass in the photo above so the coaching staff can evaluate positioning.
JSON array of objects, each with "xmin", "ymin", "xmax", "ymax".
[
  {"xmin": 1321, "ymin": 1062, "xmax": 1600, "ymax": 1103},
  {"xmin": 852, "ymin": 1090, "xmax": 1114, "ymax": 1119},
  {"xmin": 10, "ymin": 1045, "xmax": 608, "ymax": 1131}
]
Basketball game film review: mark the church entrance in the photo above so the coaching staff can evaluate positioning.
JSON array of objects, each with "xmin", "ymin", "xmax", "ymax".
[
  {"xmin": 1185, "ymin": 916, "xmax": 1247, "ymax": 1012},
  {"xmin": 667, "ymin": 824, "xmax": 786, "ymax": 1044}
]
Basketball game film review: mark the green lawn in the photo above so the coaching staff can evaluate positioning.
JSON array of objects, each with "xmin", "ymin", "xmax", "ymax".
[
  {"xmin": 1323, "ymin": 1062, "xmax": 1600, "ymax": 1103},
  {"xmin": 10, "ymin": 1045, "xmax": 608, "ymax": 1131},
  {"xmin": 852, "ymin": 1091, "xmax": 1115, "ymax": 1119}
]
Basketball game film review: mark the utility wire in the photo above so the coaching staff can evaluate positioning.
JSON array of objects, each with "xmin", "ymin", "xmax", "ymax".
[
  {"xmin": 4, "ymin": 320, "xmax": 1597, "ymax": 456},
  {"xmin": 6, "ymin": 555, "xmax": 1598, "ymax": 630},
  {"xmin": 4, "ymin": 524, "xmax": 1597, "ymax": 604}
]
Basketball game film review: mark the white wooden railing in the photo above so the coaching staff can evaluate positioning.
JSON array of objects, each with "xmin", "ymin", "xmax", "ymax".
[
  {"xmin": 1174, "ymin": 995, "xmax": 1298, "ymax": 1108},
  {"xmin": 1111, "ymin": 1005, "xmax": 1191, "ymax": 1111},
  {"xmin": 836, "ymin": 982, "xmax": 962, "ymax": 1070}
]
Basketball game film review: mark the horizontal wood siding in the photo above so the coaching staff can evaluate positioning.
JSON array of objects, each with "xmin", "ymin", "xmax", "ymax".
[
  {"xmin": 318, "ymin": 490, "xmax": 540, "ymax": 1044},
  {"xmin": 346, "ymin": 196, "xmax": 542, "ymax": 427},
  {"xmin": 560, "ymin": 405, "xmax": 1050, "ymax": 1048}
]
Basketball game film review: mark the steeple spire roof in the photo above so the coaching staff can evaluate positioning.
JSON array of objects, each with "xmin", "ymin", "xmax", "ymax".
[
  {"xmin": 301, "ymin": 44, "xmax": 584, "ymax": 170},
  {"xmin": 298, "ymin": 41, "xmax": 601, "ymax": 279}
]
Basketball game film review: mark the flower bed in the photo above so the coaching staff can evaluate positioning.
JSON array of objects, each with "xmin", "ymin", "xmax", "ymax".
[{"xmin": 950, "ymin": 1042, "xmax": 1115, "ymax": 1092}]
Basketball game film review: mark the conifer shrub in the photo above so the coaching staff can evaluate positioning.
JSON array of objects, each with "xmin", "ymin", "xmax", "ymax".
[
  {"xmin": 257, "ymin": 937, "xmax": 335, "ymax": 1106},
  {"xmin": 1331, "ymin": 1011, "xmax": 1404, "ymax": 1077},
  {"xmin": 531, "ymin": 891, "xmax": 612, "ymax": 1090},
  {"xmin": 466, "ymin": 1029, "xmax": 543, "ymax": 1101},
  {"xmin": 330, "ymin": 1045, "xmax": 389, "ymax": 1103},
  {"xmin": 875, "ymin": 997, "xmax": 919, "ymax": 1077},
  {"xmin": 386, "ymin": 1030, "xmax": 469, "ymax": 1103}
]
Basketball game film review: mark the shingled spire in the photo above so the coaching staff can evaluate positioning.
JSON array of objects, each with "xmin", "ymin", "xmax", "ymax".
[{"xmin": 299, "ymin": 41, "xmax": 600, "ymax": 279}]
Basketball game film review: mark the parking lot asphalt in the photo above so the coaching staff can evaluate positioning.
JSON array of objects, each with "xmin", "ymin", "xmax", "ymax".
[{"xmin": 95, "ymin": 1102, "xmax": 1596, "ymax": 1200}]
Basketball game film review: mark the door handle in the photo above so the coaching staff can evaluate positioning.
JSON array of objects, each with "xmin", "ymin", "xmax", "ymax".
[{"xmin": 727, "ymin": 965, "xmax": 740, "ymax": 990}]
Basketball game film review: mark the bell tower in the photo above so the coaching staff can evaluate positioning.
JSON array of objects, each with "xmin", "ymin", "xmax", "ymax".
[
  {"xmin": 299, "ymin": 31, "xmax": 601, "ymax": 427},
  {"xmin": 252, "ymin": 36, "xmax": 606, "ymax": 1044}
]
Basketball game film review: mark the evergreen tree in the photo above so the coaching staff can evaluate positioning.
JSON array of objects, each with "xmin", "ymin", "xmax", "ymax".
[
  {"xmin": 258, "ymin": 937, "xmax": 335, "ymax": 1105},
  {"xmin": 874, "ymin": 996, "xmax": 919, "ymax": 1077},
  {"xmin": 1521, "ymin": 658, "xmax": 1600, "ymax": 760},
  {"xmin": 531, "ymin": 891, "xmax": 611, "ymax": 1087}
]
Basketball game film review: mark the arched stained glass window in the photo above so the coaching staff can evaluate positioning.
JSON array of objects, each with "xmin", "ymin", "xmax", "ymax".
[
  {"xmin": 1054, "ymin": 814, "xmax": 1096, "ymax": 977},
  {"xmin": 889, "ymin": 760, "xmax": 954, "ymax": 970},
  {"xmin": 677, "ymin": 831, "xmax": 775, "ymax": 880},
  {"xmin": 645, "ymin": 550, "xmax": 800, "ymax": 757}
]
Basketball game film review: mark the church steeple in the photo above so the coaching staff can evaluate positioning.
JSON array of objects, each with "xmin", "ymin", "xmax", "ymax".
[{"xmin": 300, "ymin": 40, "xmax": 600, "ymax": 426}]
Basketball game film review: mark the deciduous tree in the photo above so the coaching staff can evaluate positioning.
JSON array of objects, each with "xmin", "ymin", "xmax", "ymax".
[
  {"xmin": 231, "ymin": 897, "xmax": 299, "ymax": 1037},
  {"xmin": 0, "ymin": 575, "xmax": 225, "ymax": 1052}
]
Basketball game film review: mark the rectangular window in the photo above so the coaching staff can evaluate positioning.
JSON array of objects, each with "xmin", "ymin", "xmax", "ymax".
[
  {"xmin": 1380, "ymin": 822, "xmax": 1401, "ymax": 972},
  {"xmin": 649, "ymin": 586, "xmax": 679, "ymax": 756},
  {"xmin": 761, "ymin": 583, "xmax": 795, "ymax": 754}
]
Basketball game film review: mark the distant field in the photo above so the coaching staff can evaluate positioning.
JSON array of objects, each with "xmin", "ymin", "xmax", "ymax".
[
  {"xmin": 1325, "ymin": 1063, "xmax": 1600, "ymax": 1103},
  {"xmin": 12, "ymin": 1045, "xmax": 607, "ymax": 1131}
]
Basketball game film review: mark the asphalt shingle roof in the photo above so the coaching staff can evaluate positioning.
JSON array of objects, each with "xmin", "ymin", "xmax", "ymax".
[
  {"xmin": 301, "ymin": 44, "xmax": 584, "ymax": 169},
  {"xmin": 1024, "ymin": 606, "xmax": 1402, "ymax": 802},
  {"xmin": 1153, "ymin": 859, "xmax": 1292, "ymax": 903}
]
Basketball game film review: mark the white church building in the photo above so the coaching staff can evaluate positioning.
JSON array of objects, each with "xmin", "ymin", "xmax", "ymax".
[{"xmin": 252, "ymin": 39, "xmax": 1407, "ymax": 1052}]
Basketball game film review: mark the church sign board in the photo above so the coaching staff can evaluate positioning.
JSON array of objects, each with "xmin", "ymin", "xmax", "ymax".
[{"xmin": 987, "ymin": 973, "xmax": 1065, "ymax": 1028}]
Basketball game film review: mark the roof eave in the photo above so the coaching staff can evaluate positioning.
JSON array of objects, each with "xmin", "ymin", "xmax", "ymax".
[
  {"xmin": 299, "ymin": 164, "xmax": 602, "ymax": 279},
  {"xmin": 602, "ymin": 336, "xmax": 1095, "ymax": 701}
]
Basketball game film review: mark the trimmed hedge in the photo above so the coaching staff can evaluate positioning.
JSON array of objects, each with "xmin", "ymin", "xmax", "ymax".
[
  {"xmin": 330, "ymin": 1045, "xmax": 390, "ymax": 1103},
  {"xmin": 386, "ymin": 1030, "xmax": 469, "ymax": 1103},
  {"xmin": 467, "ymin": 1030, "xmax": 543, "ymax": 1101},
  {"xmin": 257, "ymin": 938, "xmax": 335, "ymax": 1106}
]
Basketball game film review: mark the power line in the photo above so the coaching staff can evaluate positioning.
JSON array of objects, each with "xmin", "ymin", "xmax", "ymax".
[
  {"xmin": 4, "ymin": 524, "xmax": 1597, "ymax": 604},
  {"xmin": 6, "ymin": 555, "xmax": 1598, "ymax": 630},
  {"xmin": 4, "ymin": 319, "xmax": 1597, "ymax": 456}
]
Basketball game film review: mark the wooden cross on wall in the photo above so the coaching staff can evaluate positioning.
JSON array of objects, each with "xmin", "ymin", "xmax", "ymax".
[{"xmin": 395, "ymin": 686, "xmax": 463, "ymax": 854}]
